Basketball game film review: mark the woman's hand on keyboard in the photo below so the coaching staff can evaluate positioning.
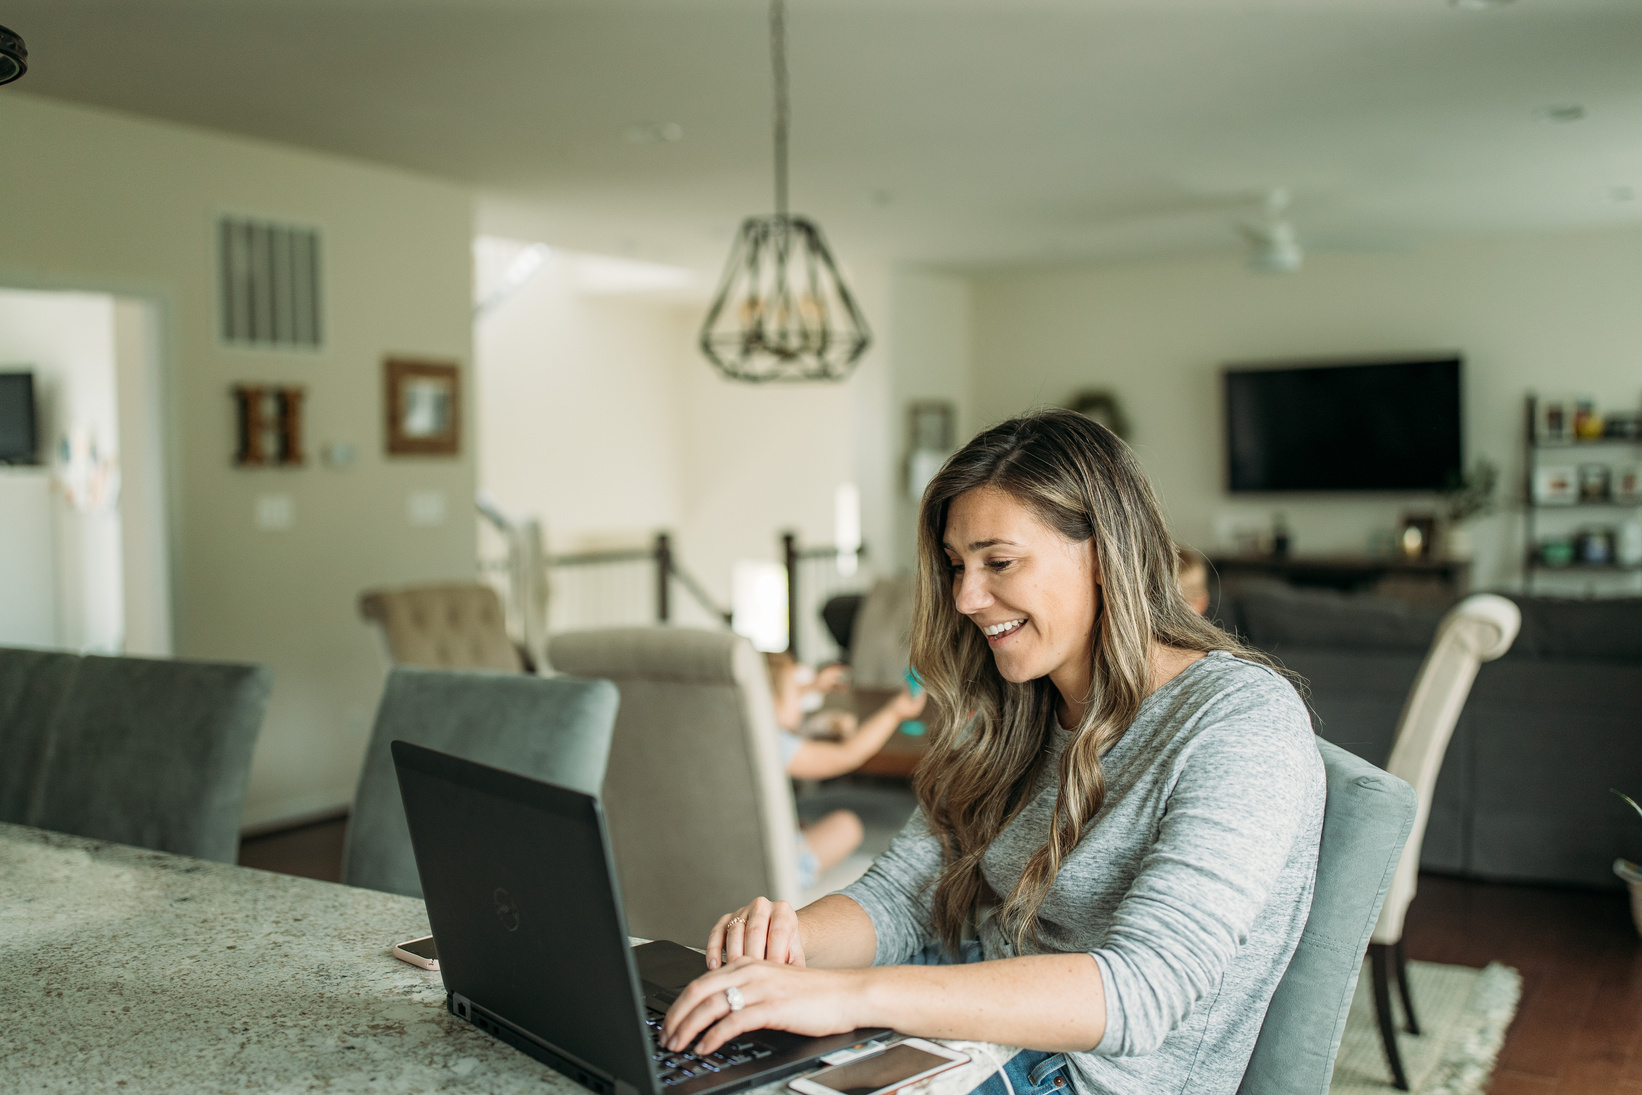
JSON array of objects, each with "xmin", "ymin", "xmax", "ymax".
[
  {"xmin": 707, "ymin": 897, "xmax": 805, "ymax": 969},
  {"xmin": 660, "ymin": 958, "xmax": 863, "ymax": 1055}
]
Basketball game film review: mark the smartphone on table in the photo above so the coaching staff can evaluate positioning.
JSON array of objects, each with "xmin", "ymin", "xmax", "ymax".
[
  {"xmin": 392, "ymin": 935, "xmax": 439, "ymax": 970},
  {"xmin": 789, "ymin": 1039, "xmax": 969, "ymax": 1095}
]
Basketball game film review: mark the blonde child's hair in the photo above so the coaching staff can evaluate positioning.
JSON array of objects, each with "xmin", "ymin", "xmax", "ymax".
[{"xmin": 764, "ymin": 651, "xmax": 798, "ymax": 697}]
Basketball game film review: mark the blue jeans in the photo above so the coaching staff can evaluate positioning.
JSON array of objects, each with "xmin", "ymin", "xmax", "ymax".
[
  {"xmin": 907, "ymin": 942, "xmax": 1073, "ymax": 1095},
  {"xmin": 968, "ymin": 1050, "xmax": 1072, "ymax": 1095}
]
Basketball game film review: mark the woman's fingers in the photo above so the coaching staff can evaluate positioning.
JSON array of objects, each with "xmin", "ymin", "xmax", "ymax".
[
  {"xmin": 723, "ymin": 913, "xmax": 748, "ymax": 961},
  {"xmin": 664, "ymin": 969, "xmax": 767, "ymax": 1054},
  {"xmin": 661, "ymin": 958, "xmax": 746, "ymax": 1048},
  {"xmin": 665, "ymin": 986, "xmax": 731, "ymax": 1051},
  {"xmin": 765, "ymin": 901, "xmax": 804, "ymax": 967},
  {"xmin": 661, "ymin": 962, "xmax": 862, "ymax": 1055},
  {"xmin": 691, "ymin": 1002, "xmax": 770, "ymax": 1055},
  {"xmin": 742, "ymin": 897, "xmax": 773, "ymax": 961},
  {"xmin": 705, "ymin": 913, "xmax": 733, "ymax": 970}
]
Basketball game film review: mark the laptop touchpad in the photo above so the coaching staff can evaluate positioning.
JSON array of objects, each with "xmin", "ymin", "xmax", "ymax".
[{"xmin": 635, "ymin": 940, "xmax": 710, "ymax": 1003}]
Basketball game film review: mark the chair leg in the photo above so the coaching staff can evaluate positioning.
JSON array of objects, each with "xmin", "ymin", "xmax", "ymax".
[
  {"xmin": 1370, "ymin": 944, "xmax": 1410, "ymax": 1091},
  {"xmin": 1394, "ymin": 939, "xmax": 1421, "ymax": 1036}
]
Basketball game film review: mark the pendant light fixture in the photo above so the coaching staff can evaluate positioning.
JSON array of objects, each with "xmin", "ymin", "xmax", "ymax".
[
  {"xmin": 0, "ymin": 25, "xmax": 28, "ymax": 86},
  {"xmin": 699, "ymin": 0, "xmax": 871, "ymax": 383}
]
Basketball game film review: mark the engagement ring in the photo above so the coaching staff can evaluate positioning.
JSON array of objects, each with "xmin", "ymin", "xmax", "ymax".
[{"xmin": 725, "ymin": 986, "xmax": 745, "ymax": 1012}]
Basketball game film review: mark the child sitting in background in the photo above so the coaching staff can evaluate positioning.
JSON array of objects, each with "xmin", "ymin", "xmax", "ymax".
[
  {"xmin": 764, "ymin": 652, "xmax": 927, "ymax": 887},
  {"xmin": 1177, "ymin": 545, "xmax": 1211, "ymax": 616}
]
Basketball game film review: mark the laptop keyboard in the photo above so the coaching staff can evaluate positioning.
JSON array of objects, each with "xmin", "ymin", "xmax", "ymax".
[{"xmin": 645, "ymin": 1011, "xmax": 774, "ymax": 1086}]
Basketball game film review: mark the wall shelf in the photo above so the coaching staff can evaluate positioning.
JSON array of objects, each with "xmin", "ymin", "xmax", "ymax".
[
  {"xmin": 1529, "ymin": 438, "xmax": 1642, "ymax": 450},
  {"xmin": 1523, "ymin": 395, "xmax": 1642, "ymax": 593},
  {"xmin": 1525, "ymin": 561, "xmax": 1642, "ymax": 573},
  {"xmin": 1208, "ymin": 553, "xmax": 1471, "ymax": 606}
]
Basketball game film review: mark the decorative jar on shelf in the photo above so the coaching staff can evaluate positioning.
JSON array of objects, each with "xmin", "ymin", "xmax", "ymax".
[
  {"xmin": 1620, "ymin": 522, "xmax": 1642, "ymax": 567},
  {"xmin": 1576, "ymin": 528, "xmax": 1616, "ymax": 565},
  {"xmin": 1540, "ymin": 538, "xmax": 1575, "ymax": 567}
]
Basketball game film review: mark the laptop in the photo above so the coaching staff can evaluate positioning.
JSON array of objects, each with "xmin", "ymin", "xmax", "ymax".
[{"xmin": 391, "ymin": 740, "xmax": 892, "ymax": 1095}]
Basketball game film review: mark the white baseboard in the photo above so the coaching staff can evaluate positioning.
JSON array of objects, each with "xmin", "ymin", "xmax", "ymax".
[{"xmin": 239, "ymin": 791, "xmax": 353, "ymax": 837}]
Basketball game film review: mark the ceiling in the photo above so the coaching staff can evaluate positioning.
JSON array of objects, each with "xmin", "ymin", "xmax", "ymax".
[{"xmin": 5, "ymin": 0, "xmax": 1642, "ymax": 273}]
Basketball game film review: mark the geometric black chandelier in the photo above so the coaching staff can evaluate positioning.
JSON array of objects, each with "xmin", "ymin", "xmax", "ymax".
[
  {"xmin": 698, "ymin": 0, "xmax": 871, "ymax": 383},
  {"xmin": 0, "ymin": 24, "xmax": 28, "ymax": 86}
]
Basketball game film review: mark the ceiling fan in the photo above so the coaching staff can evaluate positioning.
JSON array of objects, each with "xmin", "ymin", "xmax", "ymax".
[{"xmin": 1240, "ymin": 188, "xmax": 1304, "ymax": 274}]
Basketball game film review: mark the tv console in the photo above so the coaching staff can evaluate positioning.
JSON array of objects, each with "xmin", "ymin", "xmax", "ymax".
[{"xmin": 1207, "ymin": 553, "xmax": 1471, "ymax": 609}]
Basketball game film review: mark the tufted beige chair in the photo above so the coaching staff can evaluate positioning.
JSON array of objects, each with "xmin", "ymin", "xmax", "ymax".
[{"xmin": 358, "ymin": 584, "xmax": 526, "ymax": 672}]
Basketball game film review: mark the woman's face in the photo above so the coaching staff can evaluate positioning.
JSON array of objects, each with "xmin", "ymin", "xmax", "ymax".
[{"xmin": 943, "ymin": 486, "xmax": 1101, "ymax": 688}]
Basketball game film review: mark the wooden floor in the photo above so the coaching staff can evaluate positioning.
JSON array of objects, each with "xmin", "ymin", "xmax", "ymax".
[
  {"xmin": 1402, "ymin": 874, "xmax": 1642, "ymax": 1094},
  {"xmin": 240, "ymin": 821, "xmax": 1642, "ymax": 1092},
  {"xmin": 238, "ymin": 815, "xmax": 347, "ymax": 883}
]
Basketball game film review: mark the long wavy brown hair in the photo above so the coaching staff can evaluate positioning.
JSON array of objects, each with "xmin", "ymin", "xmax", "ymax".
[{"xmin": 911, "ymin": 409, "xmax": 1276, "ymax": 953}]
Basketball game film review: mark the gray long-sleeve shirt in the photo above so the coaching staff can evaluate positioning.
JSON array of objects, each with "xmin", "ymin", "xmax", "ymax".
[{"xmin": 841, "ymin": 651, "xmax": 1325, "ymax": 1095}]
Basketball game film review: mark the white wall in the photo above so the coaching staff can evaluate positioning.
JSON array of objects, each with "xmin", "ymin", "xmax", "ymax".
[
  {"xmin": 476, "ymin": 253, "xmax": 687, "ymax": 550},
  {"xmin": 885, "ymin": 269, "xmax": 974, "ymax": 570},
  {"xmin": 0, "ymin": 92, "xmax": 476, "ymax": 829},
  {"xmin": 113, "ymin": 299, "xmax": 173, "ymax": 657},
  {"xmin": 475, "ymin": 244, "xmax": 899, "ymax": 650},
  {"xmin": 0, "ymin": 469, "xmax": 55, "ymax": 646},
  {"xmin": 970, "ymin": 227, "xmax": 1642, "ymax": 593}
]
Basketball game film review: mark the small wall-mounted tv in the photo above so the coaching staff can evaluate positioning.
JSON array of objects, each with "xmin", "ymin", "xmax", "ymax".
[
  {"xmin": 0, "ymin": 371, "xmax": 39, "ymax": 464},
  {"xmin": 1224, "ymin": 356, "xmax": 1462, "ymax": 492}
]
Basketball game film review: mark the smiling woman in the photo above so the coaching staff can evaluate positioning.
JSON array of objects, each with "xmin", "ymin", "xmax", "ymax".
[{"xmin": 661, "ymin": 410, "xmax": 1325, "ymax": 1095}]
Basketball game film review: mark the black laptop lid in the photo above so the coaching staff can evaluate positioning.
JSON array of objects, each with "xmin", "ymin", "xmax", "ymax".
[{"xmin": 391, "ymin": 740, "xmax": 652, "ymax": 1092}]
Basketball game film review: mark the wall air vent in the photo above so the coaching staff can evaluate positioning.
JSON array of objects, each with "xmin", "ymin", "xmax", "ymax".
[{"xmin": 218, "ymin": 215, "xmax": 323, "ymax": 349}]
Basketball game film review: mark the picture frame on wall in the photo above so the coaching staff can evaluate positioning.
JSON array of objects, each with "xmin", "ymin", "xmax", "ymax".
[
  {"xmin": 384, "ymin": 357, "xmax": 460, "ymax": 456},
  {"xmin": 906, "ymin": 400, "xmax": 956, "ymax": 502}
]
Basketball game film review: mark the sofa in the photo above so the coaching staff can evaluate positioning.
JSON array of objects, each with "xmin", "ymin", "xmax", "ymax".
[{"xmin": 1222, "ymin": 584, "xmax": 1642, "ymax": 889}]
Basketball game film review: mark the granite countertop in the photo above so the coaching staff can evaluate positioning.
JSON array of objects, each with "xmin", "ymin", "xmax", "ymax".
[{"xmin": 0, "ymin": 824, "xmax": 1011, "ymax": 1095}]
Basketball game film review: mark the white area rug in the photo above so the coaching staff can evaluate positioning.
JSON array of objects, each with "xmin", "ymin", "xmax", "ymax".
[{"xmin": 1330, "ymin": 960, "xmax": 1521, "ymax": 1095}]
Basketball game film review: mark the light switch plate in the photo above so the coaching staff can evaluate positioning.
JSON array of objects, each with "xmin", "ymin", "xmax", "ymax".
[
  {"xmin": 407, "ymin": 490, "xmax": 447, "ymax": 527},
  {"xmin": 255, "ymin": 494, "xmax": 294, "ymax": 531}
]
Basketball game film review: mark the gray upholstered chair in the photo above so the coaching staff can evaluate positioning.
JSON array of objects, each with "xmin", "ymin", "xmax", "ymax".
[
  {"xmin": 1236, "ymin": 738, "xmax": 1417, "ymax": 1095},
  {"xmin": 547, "ymin": 627, "xmax": 802, "ymax": 945},
  {"xmin": 849, "ymin": 576, "xmax": 914, "ymax": 689},
  {"xmin": 0, "ymin": 648, "xmax": 80, "ymax": 825},
  {"xmin": 359, "ymin": 583, "xmax": 527, "ymax": 672},
  {"xmin": 342, "ymin": 665, "xmax": 619, "ymax": 898},
  {"xmin": 20, "ymin": 652, "xmax": 272, "ymax": 863}
]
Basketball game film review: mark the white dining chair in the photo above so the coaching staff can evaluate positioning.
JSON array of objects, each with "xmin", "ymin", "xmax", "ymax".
[{"xmin": 1368, "ymin": 593, "xmax": 1520, "ymax": 1089}]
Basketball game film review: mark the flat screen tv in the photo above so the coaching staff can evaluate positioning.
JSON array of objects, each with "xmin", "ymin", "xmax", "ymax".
[
  {"xmin": 1224, "ymin": 356, "xmax": 1462, "ymax": 492},
  {"xmin": 0, "ymin": 371, "xmax": 38, "ymax": 464}
]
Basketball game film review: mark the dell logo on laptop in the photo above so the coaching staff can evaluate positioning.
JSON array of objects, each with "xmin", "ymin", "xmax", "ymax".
[{"xmin": 493, "ymin": 888, "xmax": 521, "ymax": 931}]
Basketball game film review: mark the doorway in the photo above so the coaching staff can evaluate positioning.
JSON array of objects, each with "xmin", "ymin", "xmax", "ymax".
[{"xmin": 0, "ymin": 288, "xmax": 172, "ymax": 655}]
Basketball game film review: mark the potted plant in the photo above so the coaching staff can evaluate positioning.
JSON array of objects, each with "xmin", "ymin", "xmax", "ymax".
[
  {"xmin": 1614, "ymin": 789, "xmax": 1642, "ymax": 939},
  {"xmin": 1438, "ymin": 459, "xmax": 1499, "ymax": 560}
]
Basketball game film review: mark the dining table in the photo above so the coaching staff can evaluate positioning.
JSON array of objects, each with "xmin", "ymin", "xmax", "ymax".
[{"xmin": 1, "ymin": 822, "xmax": 1011, "ymax": 1094}]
